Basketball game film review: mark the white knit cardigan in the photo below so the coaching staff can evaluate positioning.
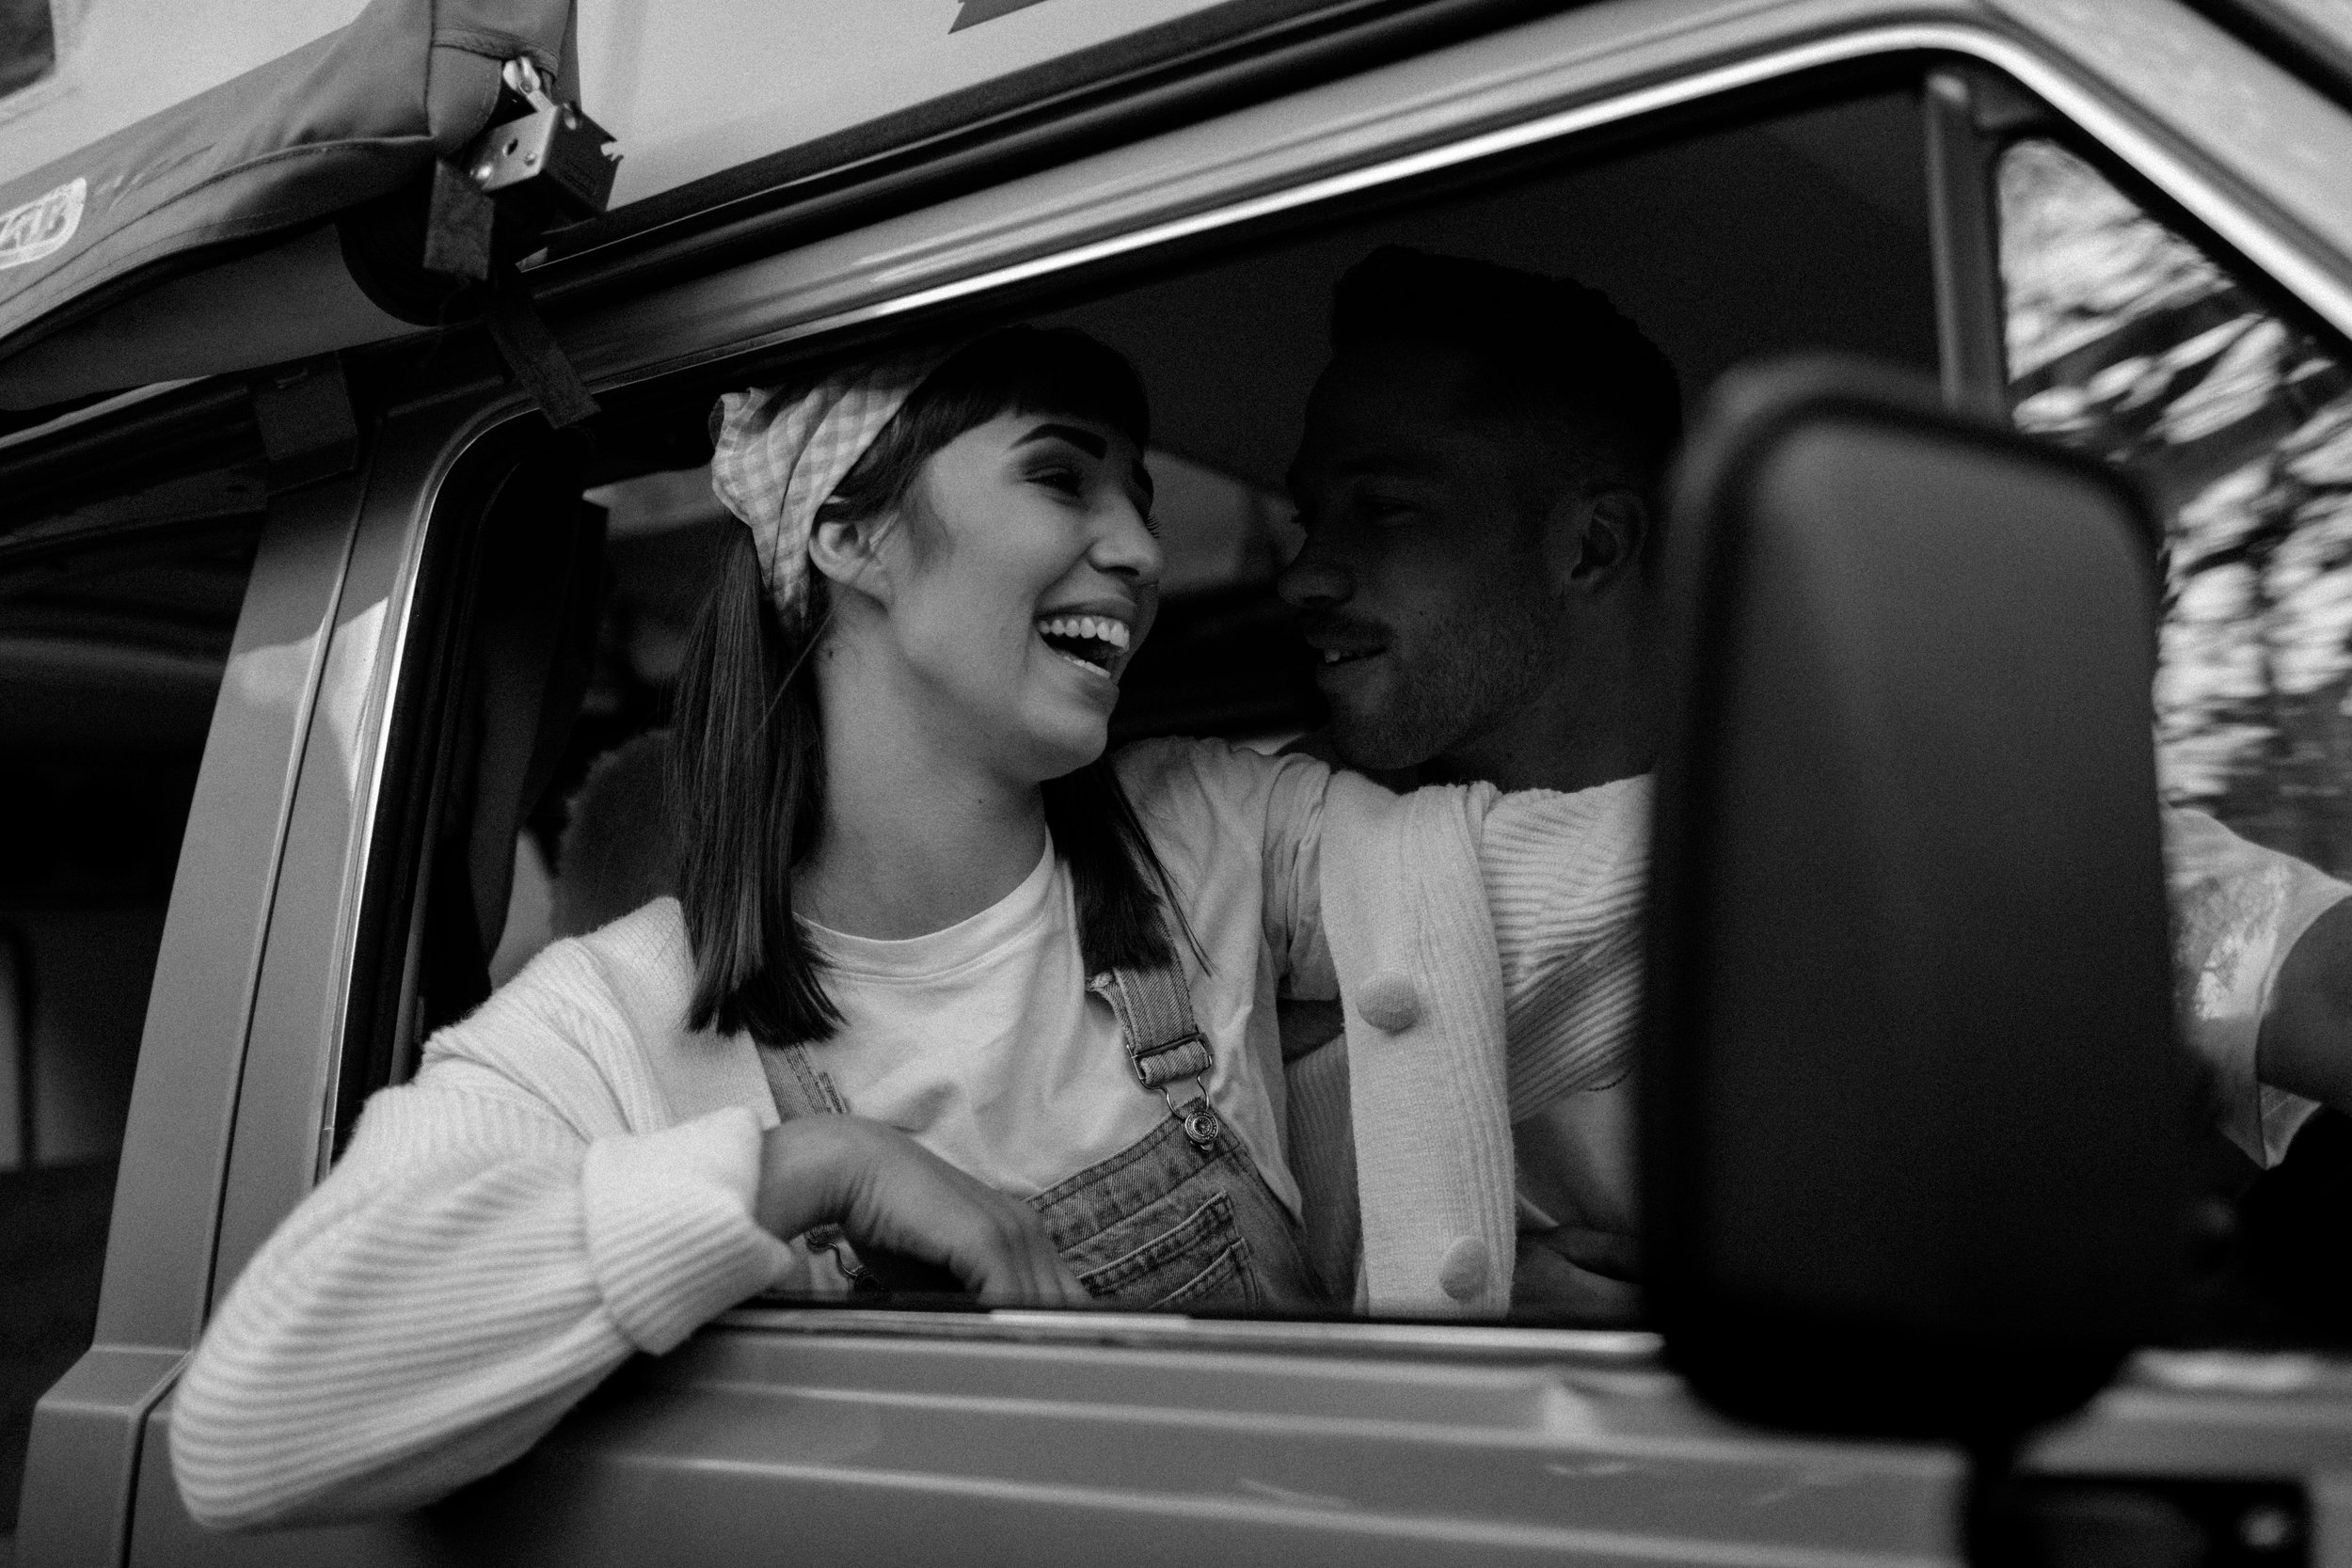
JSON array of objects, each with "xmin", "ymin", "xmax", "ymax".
[{"xmin": 170, "ymin": 768, "xmax": 1648, "ymax": 1530}]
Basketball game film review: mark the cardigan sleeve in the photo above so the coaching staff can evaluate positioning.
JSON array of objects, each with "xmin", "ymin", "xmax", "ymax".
[
  {"xmin": 1478, "ymin": 777, "xmax": 1650, "ymax": 1117},
  {"xmin": 1470, "ymin": 788, "xmax": 2352, "ymax": 1143},
  {"xmin": 1128, "ymin": 738, "xmax": 1648, "ymax": 1114},
  {"xmin": 169, "ymin": 929, "xmax": 794, "ymax": 1530},
  {"xmin": 1258, "ymin": 754, "xmax": 1649, "ymax": 1117}
]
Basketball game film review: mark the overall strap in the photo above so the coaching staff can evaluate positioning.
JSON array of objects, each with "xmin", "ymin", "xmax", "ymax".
[
  {"xmin": 756, "ymin": 1041, "xmax": 851, "ymax": 1119},
  {"xmin": 1088, "ymin": 959, "xmax": 1211, "ymax": 1089},
  {"xmin": 753, "ymin": 1043, "xmax": 873, "ymax": 1291},
  {"xmin": 1089, "ymin": 942, "xmax": 1222, "ymax": 1151}
]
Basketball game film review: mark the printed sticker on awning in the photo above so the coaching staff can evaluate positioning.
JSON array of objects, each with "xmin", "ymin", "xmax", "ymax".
[{"xmin": 0, "ymin": 178, "xmax": 86, "ymax": 271}]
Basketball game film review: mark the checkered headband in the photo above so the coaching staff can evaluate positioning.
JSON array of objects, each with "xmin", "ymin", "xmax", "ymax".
[{"xmin": 708, "ymin": 345, "xmax": 960, "ymax": 619}]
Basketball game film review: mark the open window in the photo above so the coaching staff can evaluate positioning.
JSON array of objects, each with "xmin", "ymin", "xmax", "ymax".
[
  {"xmin": 328, "ymin": 45, "xmax": 2352, "ymax": 1355},
  {"xmin": 300, "ymin": 19, "xmax": 2352, "ymax": 1339},
  {"xmin": 340, "ymin": 69, "xmax": 1942, "ymax": 1329}
]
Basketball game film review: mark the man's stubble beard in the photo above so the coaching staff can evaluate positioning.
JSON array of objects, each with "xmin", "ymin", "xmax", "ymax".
[{"xmin": 1327, "ymin": 576, "xmax": 1564, "ymax": 775}]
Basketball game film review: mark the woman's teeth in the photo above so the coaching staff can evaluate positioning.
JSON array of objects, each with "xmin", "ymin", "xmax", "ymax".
[
  {"xmin": 1038, "ymin": 614, "xmax": 1130, "ymax": 651},
  {"xmin": 1037, "ymin": 613, "xmax": 1130, "ymax": 675}
]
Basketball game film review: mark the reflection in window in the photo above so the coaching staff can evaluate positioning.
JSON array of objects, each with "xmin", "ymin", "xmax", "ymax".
[
  {"xmin": 0, "ymin": 508, "xmax": 262, "ymax": 1531},
  {"xmin": 2001, "ymin": 139, "xmax": 2352, "ymax": 875}
]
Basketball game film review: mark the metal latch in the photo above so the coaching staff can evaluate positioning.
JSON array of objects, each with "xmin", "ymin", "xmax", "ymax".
[
  {"xmin": 459, "ymin": 58, "xmax": 620, "ymax": 230},
  {"xmin": 420, "ymin": 57, "xmax": 618, "ymax": 429}
]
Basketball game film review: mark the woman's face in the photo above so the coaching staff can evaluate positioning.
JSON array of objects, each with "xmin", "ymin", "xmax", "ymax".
[{"xmin": 839, "ymin": 408, "xmax": 1161, "ymax": 784}]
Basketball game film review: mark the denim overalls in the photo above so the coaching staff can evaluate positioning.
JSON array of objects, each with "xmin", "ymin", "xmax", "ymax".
[{"xmin": 759, "ymin": 943, "xmax": 1321, "ymax": 1312}]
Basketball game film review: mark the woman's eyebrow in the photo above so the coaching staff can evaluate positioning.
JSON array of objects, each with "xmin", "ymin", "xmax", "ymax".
[{"xmin": 1015, "ymin": 422, "xmax": 1108, "ymax": 458}]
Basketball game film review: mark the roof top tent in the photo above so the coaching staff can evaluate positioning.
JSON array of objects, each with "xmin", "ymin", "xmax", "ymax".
[{"xmin": 0, "ymin": 0, "xmax": 1343, "ymax": 428}]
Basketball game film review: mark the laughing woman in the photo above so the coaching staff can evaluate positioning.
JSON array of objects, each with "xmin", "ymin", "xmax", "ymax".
[{"xmin": 169, "ymin": 327, "xmax": 1650, "ymax": 1528}]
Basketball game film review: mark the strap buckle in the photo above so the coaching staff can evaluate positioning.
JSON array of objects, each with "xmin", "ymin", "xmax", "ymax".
[
  {"xmin": 803, "ymin": 1224, "xmax": 882, "ymax": 1292},
  {"xmin": 1160, "ymin": 1077, "xmax": 1222, "ymax": 1152}
]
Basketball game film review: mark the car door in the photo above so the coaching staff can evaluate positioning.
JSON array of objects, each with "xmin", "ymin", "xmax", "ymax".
[{"xmin": 29, "ymin": 2, "xmax": 2352, "ymax": 1566}]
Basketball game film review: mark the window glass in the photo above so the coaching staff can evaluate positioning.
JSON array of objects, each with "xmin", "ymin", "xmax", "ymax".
[
  {"xmin": 2001, "ymin": 137, "xmax": 2352, "ymax": 1344},
  {"xmin": 2002, "ymin": 138, "xmax": 2352, "ymax": 871},
  {"xmin": 0, "ymin": 510, "xmax": 260, "ymax": 1531}
]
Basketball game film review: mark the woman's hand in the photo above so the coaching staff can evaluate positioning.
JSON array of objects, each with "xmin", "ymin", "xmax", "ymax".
[{"xmin": 755, "ymin": 1117, "xmax": 1089, "ymax": 1307}]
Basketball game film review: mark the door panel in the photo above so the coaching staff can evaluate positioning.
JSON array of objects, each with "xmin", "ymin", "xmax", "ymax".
[{"xmin": 127, "ymin": 1323, "xmax": 1961, "ymax": 1568}]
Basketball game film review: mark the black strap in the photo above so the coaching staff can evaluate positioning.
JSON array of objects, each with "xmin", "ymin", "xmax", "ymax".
[
  {"xmin": 479, "ymin": 270, "xmax": 600, "ymax": 429},
  {"xmin": 422, "ymin": 160, "xmax": 496, "ymax": 281}
]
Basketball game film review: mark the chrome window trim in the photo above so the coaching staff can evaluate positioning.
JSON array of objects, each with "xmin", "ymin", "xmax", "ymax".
[
  {"xmin": 319, "ymin": 0, "xmax": 2352, "ymax": 1356},
  {"xmin": 0, "ymin": 377, "xmax": 200, "ymax": 459},
  {"xmin": 602, "ymin": 23, "xmax": 2002, "ymax": 386},
  {"xmin": 291, "ymin": 396, "xmax": 532, "ymax": 1183},
  {"xmin": 717, "ymin": 1307, "xmax": 1668, "ymax": 1364},
  {"xmin": 713, "ymin": 1315, "xmax": 2352, "ymax": 1396},
  {"xmin": 553, "ymin": 6, "xmax": 2352, "ymax": 402}
]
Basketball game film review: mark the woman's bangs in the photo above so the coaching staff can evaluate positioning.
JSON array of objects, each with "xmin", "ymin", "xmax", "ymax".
[
  {"xmin": 917, "ymin": 325, "xmax": 1148, "ymax": 450},
  {"xmin": 996, "ymin": 332, "xmax": 1150, "ymax": 449},
  {"xmin": 819, "ymin": 326, "xmax": 1149, "ymax": 527}
]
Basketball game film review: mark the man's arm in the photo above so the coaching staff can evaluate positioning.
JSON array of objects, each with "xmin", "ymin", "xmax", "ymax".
[
  {"xmin": 1474, "ymin": 778, "xmax": 1650, "ymax": 1313},
  {"xmin": 2263, "ymin": 895, "xmax": 2352, "ymax": 1112},
  {"xmin": 2168, "ymin": 806, "xmax": 2352, "ymax": 1165},
  {"xmin": 1512, "ymin": 1080, "xmax": 1641, "ymax": 1321}
]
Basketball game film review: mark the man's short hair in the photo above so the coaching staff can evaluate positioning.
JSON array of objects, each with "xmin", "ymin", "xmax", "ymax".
[{"xmin": 1330, "ymin": 245, "xmax": 1684, "ymax": 493}]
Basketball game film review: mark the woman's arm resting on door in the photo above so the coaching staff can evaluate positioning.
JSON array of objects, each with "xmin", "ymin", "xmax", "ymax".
[{"xmin": 170, "ymin": 1073, "xmax": 790, "ymax": 1530}]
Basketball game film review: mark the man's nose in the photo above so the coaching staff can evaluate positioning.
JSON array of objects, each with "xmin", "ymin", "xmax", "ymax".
[{"xmin": 1277, "ymin": 535, "xmax": 1351, "ymax": 610}]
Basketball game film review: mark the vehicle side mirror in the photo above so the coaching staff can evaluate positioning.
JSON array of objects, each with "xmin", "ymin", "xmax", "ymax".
[{"xmin": 1641, "ymin": 359, "xmax": 2193, "ymax": 1450}]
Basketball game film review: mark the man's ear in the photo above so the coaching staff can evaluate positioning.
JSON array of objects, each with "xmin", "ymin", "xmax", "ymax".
[
  {"xmin": 1566, "ymin": 486, "xmax": 1650, "ymax": 592},
  {"xmin": 807, "ymin": 510, "xmax": 896, "ymax": 603}
]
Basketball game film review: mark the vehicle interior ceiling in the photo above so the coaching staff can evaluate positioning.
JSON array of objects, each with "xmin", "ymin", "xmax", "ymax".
[
  {"xmin": 467, "ymin": 85, "xmax": 1937, "ymax": 1029},
  {"xmin": 0, "ymin": 483, "xmax": 263, "ymax": 1525}
]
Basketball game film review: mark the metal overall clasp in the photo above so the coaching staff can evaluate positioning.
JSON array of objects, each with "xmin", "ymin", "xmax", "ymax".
[
  {"xmin": 802, "ymin": 1223, "xmax": 881, "ymax": 1292},
  {"xmin": 1161, "ymin": 1077, "xmax": 1222, "ymax": 1153}
]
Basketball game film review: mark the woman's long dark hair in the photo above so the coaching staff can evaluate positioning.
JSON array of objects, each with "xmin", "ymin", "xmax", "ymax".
[{"xmin": 672, "ymin": 326, "xmax": 1184, "ymax": 1047}]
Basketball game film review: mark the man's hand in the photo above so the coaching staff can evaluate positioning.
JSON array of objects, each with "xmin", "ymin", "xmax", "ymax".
[
  {"xmin": 1514, "ymin": 1227, "xmax": 1642, "ymax": 1323},
  {"xmin": 1512, "ymin": 1082, "xmax": 1641, "ymax": 1320},
  {"xmin": 756, "ymin": 1117, "xmax": 1089, "ymax": 1307}
]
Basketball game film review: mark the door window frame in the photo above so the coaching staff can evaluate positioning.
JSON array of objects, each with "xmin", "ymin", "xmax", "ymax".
[{"xmin": 268, "ymin": 0, "xmax": 2352, "ymax": 1359}]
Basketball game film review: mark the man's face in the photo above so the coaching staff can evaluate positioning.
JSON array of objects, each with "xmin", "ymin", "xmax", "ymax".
[{"xmin": 1279, "ymin": 341, "xmax": 1568, "ymax": 772}]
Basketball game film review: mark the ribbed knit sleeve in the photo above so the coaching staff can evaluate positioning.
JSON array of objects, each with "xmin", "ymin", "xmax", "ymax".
[
  {"xmin": 580, "ymin": 1112, "xmax": 791, "ymax": 1352},
  {"xmin": 170, "ymin": 913, "xmax": 792, "ymax": 1530},
  {"xmin": 1480, "ymin": 776, "xmax": 1650, "ymax": 1120}
]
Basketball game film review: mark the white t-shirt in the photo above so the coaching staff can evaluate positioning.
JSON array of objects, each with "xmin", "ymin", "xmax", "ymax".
[{"xmin": 799, "ymin": 737, "xmax": 1342, "ymax": 1215}]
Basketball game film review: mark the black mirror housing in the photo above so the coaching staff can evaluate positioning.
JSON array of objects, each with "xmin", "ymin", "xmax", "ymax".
[{"xmin": 1643, "ymin": 359, "xmax": 2194, "ymax": 1444}]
